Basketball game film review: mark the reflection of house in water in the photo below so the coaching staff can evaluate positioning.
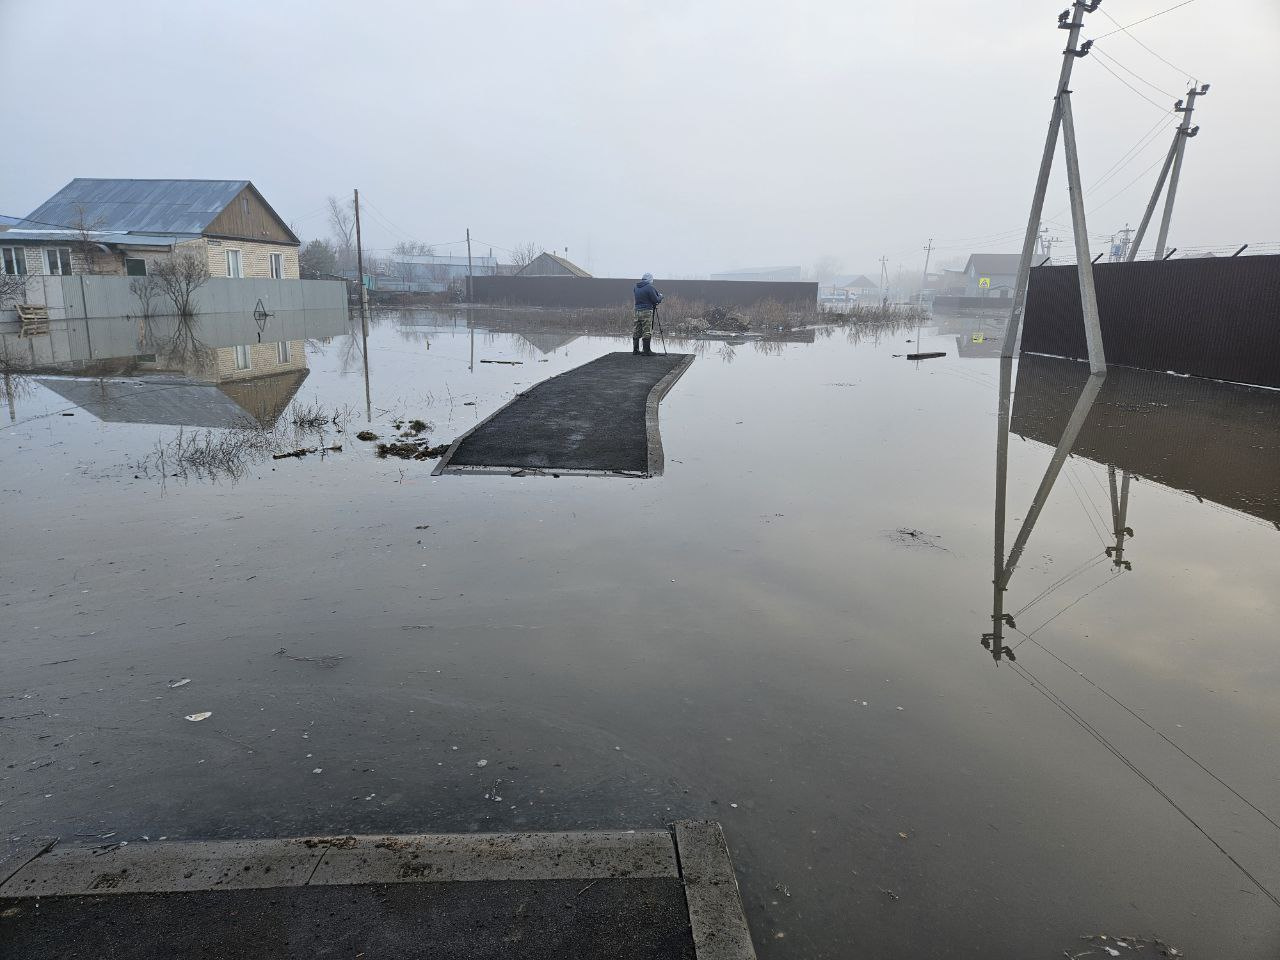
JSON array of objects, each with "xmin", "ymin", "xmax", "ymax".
[
  {"xmin": 517, "ymin": 332, "xmax": 580, "ymax": 355},
  {"xmin": 5, "ymin": 308, "xmax": 349, "ymax": 427}
]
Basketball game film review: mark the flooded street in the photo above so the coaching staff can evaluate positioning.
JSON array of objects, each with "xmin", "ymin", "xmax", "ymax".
[{"xmin": 3, "ymin": 309, "xmax": 1279, "ymax": 958}]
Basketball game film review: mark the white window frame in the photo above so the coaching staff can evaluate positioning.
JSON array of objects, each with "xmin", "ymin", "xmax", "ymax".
[
  {"xmin": 269, "ymin": 252, "xmax": 284, "ymax": 279},
  {"xmin": 234, "ymin": 344, "xmax": 251, "ymax": 370},
  {"xmin": 46, "ymin": 247, "xmax": 73, "ymax": 275},
  {"xmin": 276, "ymin": 340, "xmax": 290, "ymax": 363},
  {"xmin": 1, "ymin": 246, "xmax": 26, "ymax": 276},
  {"xmin": 225, "ymin": 249, "xmax": 243, "ymax": 278}
]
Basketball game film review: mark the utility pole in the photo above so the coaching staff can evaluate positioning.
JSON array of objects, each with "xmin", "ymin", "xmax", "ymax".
[
  {"xmin": 919, "ymin": 238, "xmax": 934, "ymax": 306},
  {"xmin": 1001, "ymin": 1, "xmax": 1106, "ymax": 376},
  {"xmin": 1155, "ymin": 84, "xmax": 1208, "ymax": 260},
  {"xmin": 465, "ymin": 228, "xmax": 474, "ymax": 303},
  {"xmin": 353, "ymin": 188, "xmax": 368, "ymax": 319},
  {"xmin": 1128, "ymin": 84, "xmax": 1208, "ymax": 262},
  {"xmin": 1113, "ymin": 223, "xmax": 1134, "ymax": 261},
  {"xmin": 879, "ymin": 255, "xmax": 889, "ymax": 306}
]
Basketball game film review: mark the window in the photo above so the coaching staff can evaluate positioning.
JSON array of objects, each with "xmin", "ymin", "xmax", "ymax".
[
  {"xmin": 46, "ymin": 247, "xmax": 73, "ymax": 275},
  {"xmin": 125, "ymin": 257, "xmax": 147, "ymax": 276},
  {"xmin": 226, "ymin": 249, "xmax": 243, "ymax": 278},
  {"xmin": 269, "ymin": 252, "xmax": 284, "ymax": 279},
  {"xmin": 277, "ymin": 340, "xmax": 290, "ymax": 363},
  {"xmin": 234, "ymin": 344, "xmax": 251, "ymax": 370},
  {"xmin": 1, "ymin": 247, "xmax": 26, "ymax": 276}
]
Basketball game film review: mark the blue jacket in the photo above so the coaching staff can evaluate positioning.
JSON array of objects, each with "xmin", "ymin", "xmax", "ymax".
[{"xmin": 634, "ymin": 279, "xmax": 663, "ymax": 309}]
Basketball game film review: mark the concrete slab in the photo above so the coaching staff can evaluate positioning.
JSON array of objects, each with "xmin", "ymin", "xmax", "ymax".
[
  {"xmin": 310, "ymin": 830, "xmax": 678, "ymax": 886},
  {"xmin": 435, "ymin": 351, "xmax": 693, "ymax": 477},
  {"xmin": 0, "ymin": 827, "xmax": 754, "ymax": 959}
]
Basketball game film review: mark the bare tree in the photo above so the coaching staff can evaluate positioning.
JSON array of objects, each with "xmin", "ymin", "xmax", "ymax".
[
  {"xmin": 390, "ymin": 241, "xmax": 435, "ymax": 285},
  {"xmin": 812, "ymin": 255, "xmax": 844, "ymax": 283},
  {"xmin": 153, "ymin": 250, "xmax": 211, "ymax": 317},
  {"xmin": 129, "ymin": 274, "xmax": 163, "ymax": 319},
  {"xmin": 327, "ymin": 196, "xmax": 355, "ymax": 272},
  {"xmin": 510, "ymin": 241, "xmax": 542, "ymax": 269},
  {"xmin": 70, "ymin": 204, "xmax": 110, "ymax": 275}
]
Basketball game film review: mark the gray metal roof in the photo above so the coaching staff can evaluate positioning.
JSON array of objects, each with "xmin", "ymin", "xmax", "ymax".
[
  {"xmin": 36, "ymin": 376, "xmax": 254, "ymax": 428},
  {"xmin": 20, "ymin": 179, "xmax": 251, "ymax": 235},
  {"xmin": 0, "ymin": 228, "xmax": 176, "ymax": 247},
  {"xmin": 963, "ymin": 254, "xmax": 1023, "ymax": 276}
]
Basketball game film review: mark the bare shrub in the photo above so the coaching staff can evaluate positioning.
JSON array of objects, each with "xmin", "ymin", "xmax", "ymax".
[
  {"xmin": 129, "ymin": 274, "xmax": 163, "ymax": 319},
  {"xmin": 153, "ymin": 250, "xmax": 210, "ymax": 317}
]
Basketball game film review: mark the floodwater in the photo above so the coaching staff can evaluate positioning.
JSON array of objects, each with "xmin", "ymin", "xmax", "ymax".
[{"xmin": 3, "ymin": 306, "xmax": 1279, "ymax": 959}]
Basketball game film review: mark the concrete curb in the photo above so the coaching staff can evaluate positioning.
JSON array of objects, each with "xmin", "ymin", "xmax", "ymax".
[
  {"xmin": 674, "ymin": 821, "xmax": 758, "ymax": 960},
  {"xmin": 1, "ymin": 826, "xmax": 755, "ymax": 959}
]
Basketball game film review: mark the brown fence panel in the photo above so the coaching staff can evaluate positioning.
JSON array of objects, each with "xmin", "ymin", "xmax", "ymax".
[
  {"xmin": 1022, "ymin": 255, "xmax": 1280, "ymax": 388},
  {"xmin": 471, "ymin": 276, "xmax": 817, "ymax": 309}
]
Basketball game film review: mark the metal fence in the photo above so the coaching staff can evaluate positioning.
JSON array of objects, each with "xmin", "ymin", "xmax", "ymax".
[
  {"xmin": 471, "ymin": 276, "xmax": 818, "ymax": 310},
  {"xmin": 1021, "ymin": 254, "xmax": 1280, "ymax": 389}
]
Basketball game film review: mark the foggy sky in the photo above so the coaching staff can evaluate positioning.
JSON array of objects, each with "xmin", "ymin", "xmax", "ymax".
[{"xmin": 2, "ymin": 0, "xmax": 1277, "ymax": 279}]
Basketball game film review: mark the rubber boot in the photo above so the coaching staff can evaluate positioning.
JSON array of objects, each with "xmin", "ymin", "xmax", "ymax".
[
  {"xmin": 642, "ymin": 337, "xmax": 654, "ymax": 355},
  {"xmin": 632, "ymin": 337, "xmax": 641, "ymax": 354}
]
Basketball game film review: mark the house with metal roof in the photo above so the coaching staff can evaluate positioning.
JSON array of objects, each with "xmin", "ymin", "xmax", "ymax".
[
  {"xmin": 515, "ymin": 252, "xmax": 592, "ymax": 278},
  {"xmin": 961, "ymin": 253, "xmax": 1022, "ymax": 297},
  {"xmin": 1, "ymin": 179, "xmax": 301, "ymax": 283}
]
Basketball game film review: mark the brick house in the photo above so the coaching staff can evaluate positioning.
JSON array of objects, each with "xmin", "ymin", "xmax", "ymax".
[{"xmin": 1, "ymin": 179, "xmax": 301, "ymax": 282}]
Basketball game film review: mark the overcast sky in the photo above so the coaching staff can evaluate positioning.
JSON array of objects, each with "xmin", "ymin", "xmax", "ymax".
[{"xmin": 2, "ymin": 0, "xmax": 1276, "ymax": 278}]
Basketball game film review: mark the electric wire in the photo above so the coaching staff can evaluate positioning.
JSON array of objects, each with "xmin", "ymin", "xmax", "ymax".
[
  {"xmin": 1090, "ymin": 53, "xmax": 1174, "ymax": 113},
  {"xmin": 1006, "ymin": 658, "xmax": 1280, "ymax": 910},
  {"xmin": 1092, "ymin": 4, "xmax": 1199, "ymax": 79},
  {"xmin": 1090, "ymin": 47, "xmax": 1177, "ymax": 100},
  {"xmin": 1088, "ymin": 0, "xmax": 1200, "ymax": 42}
]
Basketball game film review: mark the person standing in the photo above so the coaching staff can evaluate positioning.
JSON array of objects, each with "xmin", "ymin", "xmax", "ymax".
[{"xmin": 632, "ymin": 272, "xmax": 663, "ymax": 355}]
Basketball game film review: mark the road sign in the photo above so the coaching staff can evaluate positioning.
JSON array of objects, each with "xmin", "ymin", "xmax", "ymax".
[{"xmin": 979, "ymin": 277, "xmax": 991, "ymax": 289}]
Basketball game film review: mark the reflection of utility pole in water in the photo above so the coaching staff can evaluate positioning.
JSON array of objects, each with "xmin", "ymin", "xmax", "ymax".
[
  {"xmin": 468, "ymin": 306, "xmax": 474, "ymax": 373},
  {"xmin": 4, "ymin": 372, "xmax": 15, "ymax": 422},
  {"xmin": 359, "ymin": 302, "xmax": 372, "ymax": 423},
  {"xmin": 1001, "ymin": 1, "xmax": 1106, "ymax": 374},
  {"xmin": 1106, "ymin": 465, "xmax": 1134, "ymax": 570},
  {"xmin": 986, "ymin": 355, "xmax": 1106, "ymax": 661}
]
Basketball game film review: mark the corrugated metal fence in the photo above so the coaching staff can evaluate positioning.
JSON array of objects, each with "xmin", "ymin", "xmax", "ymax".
[
  {"xmin": 471, "ymin": 276, "xmax": 817, "ymax": 309},
  {"xmin": 1022, "ymin": 255, "xmax": 1280, "ymax": 388}
]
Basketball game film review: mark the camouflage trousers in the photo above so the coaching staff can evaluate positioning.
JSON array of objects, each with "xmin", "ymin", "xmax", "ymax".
[{"xmin": 633, "ymin": 308, "xmax": 654, "ymax": 339}]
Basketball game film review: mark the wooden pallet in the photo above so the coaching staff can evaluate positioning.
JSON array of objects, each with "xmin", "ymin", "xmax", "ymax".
[{"xmin": 16, "ymin": 303, "xmax": 49, "ymax": 338}]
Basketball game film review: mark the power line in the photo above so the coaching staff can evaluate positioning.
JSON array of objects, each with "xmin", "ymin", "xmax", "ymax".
[
  {"xmin": 1091, "ymin": 53, "xmax": 1174, "ymax": 113},
  {"xmin": 1093, "ymin": 5, "xmax": 1198, "ymax": 79},
  {"xmin": 1007, "ymin": 658, "xmax": 1280, "ymax": 910},
  {"xmin": 1083, "ymin": 114, "xmax": 1176, "ymax": 195},
  {"xmin": 1089, "ymin": 0, "xmax": 1200, "ymax": 41},
  {"xmin": 1091, "ymin": 47, "xmax": 1176, "ymax": 99}
]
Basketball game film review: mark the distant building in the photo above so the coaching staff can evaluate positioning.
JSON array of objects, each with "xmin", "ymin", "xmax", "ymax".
[
  {"xmin": 516, "ymin": 252, "xmax": 592, "ymax": 277},
  {"xmin": 377, "ymin": 253, "xmax": 499, "ymax": 292},
  {"xmin": 961, "ymin": 254, "xmax": 1022, "ymax": 298},
  {"xmin": 2, "ymin": 179, "xmax": 301, "ymax": 281},
  {"xmin": 710, "ymin": 265, "xmax": 803, "ymax": 282}
]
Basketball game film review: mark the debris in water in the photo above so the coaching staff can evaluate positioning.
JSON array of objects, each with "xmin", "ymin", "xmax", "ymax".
[
  {"xmin": 272, "ymin": 445, "xmax": 341, "ymax": 460},
  {"xmin": 405, "ymin": 419, "xmax": 429, "ymax": 435},
  {"xmin": 476, "ymin": 759, "xmax": 488, "ymax": 767},
  {"xmin": 275, "ymin": 647, "xmax": 344, "ymax": 668},
  {"xmin": 356, "ymin": 431, "xmax": 379, "ymax": 442},
  {"xmin": 480, "ymin": 359, "xmax": 522, "ymax": 365},
  {"xmin": 168, "ymin": 679, "xmax": 191, "ymax": 688},
  {"xmin": 312, "ymin": 768, "xmax": 323, "ymax": 774},
  {"xmin": 905, "ymin": 351, "xmax": 946, "ymax": 361},
  {"xmin": 882, "ymin": 889, "xmax": 899, "ymax": 901},
  {"xmin": 184, "ymin": 712, "xmax": 212, "ymax": 722},
  {"xmin": 886, "ymin": 528, "xmax": 949, "ymax": 552},
  {"xmin": 376, "ymin": 439, "xmax": 450, "ymax": 460}
]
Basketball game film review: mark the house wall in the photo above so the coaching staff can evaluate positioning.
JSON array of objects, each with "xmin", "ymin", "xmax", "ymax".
[
  {"xmin": 187, "ymin": 238, "xmax": 300, "ymax": 280},
  {"xmin": 204, "ymin": 186, "xmax": 297, "ymax": 245},
  {"xmin": 1, "ymin": 243, "xmax": 129, "ymax": 279},
  {"xmin": 213, "ymin": 340, "xmax": 307, "ymax": 382}
]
